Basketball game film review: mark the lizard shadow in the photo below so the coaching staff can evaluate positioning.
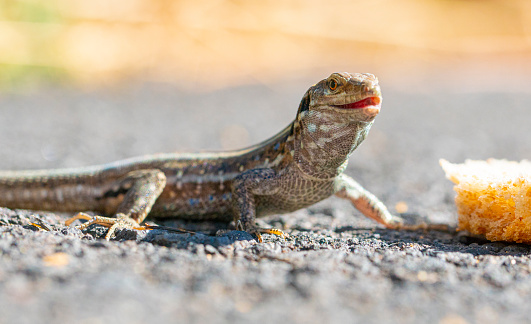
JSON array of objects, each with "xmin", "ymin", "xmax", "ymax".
[
  {"xmin": 120, "ymin": 214, "xmax": 531, "ymax": 256},
  {"xmin": 138, "ymin": 219, "xmax": 255, "ymax": 248},
  {"xmin": 335, "ymin": 212, "xmax": 531, "ymax": 257},
  {"xmin": 140, "ymin": 228, "xmax": 255, "ymax": 248},
  {"xmin": 365, "ymin": 227, "xmax": 531, "ymax": 257}
]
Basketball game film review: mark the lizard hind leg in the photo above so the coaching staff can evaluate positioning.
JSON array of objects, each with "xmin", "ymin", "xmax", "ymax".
[{"xmin": 65, "ymin": 169, "xmax": 167, "ymax": 240}]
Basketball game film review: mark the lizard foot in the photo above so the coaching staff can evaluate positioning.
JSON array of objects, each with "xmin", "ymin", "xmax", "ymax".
[
  {"xmin": 236, "ymin": 221, "xmax": 288, "ymax": 242},
  {"xmin": 251, "ymin": 228, "xmax": 289, "ymax": 243},
  {"xmin": 66, "ymin": 212, "xmax": 148, "ymax": 240}
]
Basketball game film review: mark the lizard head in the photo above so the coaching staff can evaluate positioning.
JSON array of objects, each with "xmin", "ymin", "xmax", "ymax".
[
  {"xmin": 291, "ymin": 72, "xmax": 382, "ymax": 178},
  {"xmin": 297, "ymin": 72, "xmax": 381, "ymax": 122}
]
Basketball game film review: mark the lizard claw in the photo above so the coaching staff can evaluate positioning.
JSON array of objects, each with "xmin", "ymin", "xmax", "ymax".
[{"xmin": 66, "ymin": 212, "xmax": 148, "ymax": 240}]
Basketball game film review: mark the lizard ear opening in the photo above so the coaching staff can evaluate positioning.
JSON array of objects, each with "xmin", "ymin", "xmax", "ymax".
[
  {"xmin": 290, "ymin": 89, "xmax": 311, "ymax": 137},
  {"xmin": 297, "ymin": 90, "xmax": 311, "ymax": 115}
]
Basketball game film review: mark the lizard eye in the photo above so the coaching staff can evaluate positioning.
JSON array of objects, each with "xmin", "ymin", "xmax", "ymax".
[{"xmin": 328, "ymin": 79, "xmax": 338, "ymax": 91}]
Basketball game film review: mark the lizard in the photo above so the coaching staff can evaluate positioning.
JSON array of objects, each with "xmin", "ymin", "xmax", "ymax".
[{"xmin": 0, "ymin": 72, "xmax": 444, "ymax": 242}]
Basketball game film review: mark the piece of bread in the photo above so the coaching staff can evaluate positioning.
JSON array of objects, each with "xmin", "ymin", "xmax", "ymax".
[{"xmin": 440, "ymin": 159, "xmax": 531, "ymax": 243}]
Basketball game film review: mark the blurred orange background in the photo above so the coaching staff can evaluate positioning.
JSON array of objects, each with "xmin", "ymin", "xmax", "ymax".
[{"xmin": 1, "ymin": 0, "xmax": 530, "ymax": 92}]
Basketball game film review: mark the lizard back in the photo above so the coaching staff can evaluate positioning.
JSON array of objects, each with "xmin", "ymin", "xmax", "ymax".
[{"xmin": 0, "ymin": 124, "xmax": 294, "ymax": 220}]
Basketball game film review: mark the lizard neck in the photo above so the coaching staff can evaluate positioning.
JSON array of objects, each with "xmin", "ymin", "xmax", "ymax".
[{"xmin": 290, "ymin": 109, "xmax": 373, "ymax": 180}]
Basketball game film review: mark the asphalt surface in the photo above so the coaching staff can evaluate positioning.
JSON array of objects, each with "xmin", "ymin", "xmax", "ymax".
[{"xmin": 1, "ymin": 78, "xmax": 531, "ymax": 324}]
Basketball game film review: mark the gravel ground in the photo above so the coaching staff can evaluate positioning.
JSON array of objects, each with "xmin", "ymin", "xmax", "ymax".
[{"xmin": 1, "ymin": 79, "xmax": 531, "ymax": 324}]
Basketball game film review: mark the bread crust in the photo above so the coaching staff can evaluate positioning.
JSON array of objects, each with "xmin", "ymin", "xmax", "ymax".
[{"xmin": 441, "ymin": 159, "xmax": 531, "ymax": 243}]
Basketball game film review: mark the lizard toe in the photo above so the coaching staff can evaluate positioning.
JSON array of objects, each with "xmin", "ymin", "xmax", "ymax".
[
  {"xmin": 394, "ymin": 213, "xmax": 454, "ymax": 232},
  {"xmin": 258, "ymin": 228, "xmax": 288, "ymax": 239},
  {"xmin": 247, "ymin": 226, "xmax": 288, "ymax": 242}
]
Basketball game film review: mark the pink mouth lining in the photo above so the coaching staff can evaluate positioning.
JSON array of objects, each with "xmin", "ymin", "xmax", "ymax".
[{"xmin": 332, "ymin": 97, "xmax": 381, "ymax": 109}]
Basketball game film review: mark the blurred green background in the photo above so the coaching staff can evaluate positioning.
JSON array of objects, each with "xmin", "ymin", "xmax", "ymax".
[{"xmin": 1, "ymin": 0, "xmax": 530, "ymax": 91}]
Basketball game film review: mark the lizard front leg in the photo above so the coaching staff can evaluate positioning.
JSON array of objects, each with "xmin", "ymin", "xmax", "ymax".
[
  {"xmin": 335, "ymin": 174, "xmax": 449, "ymax": 231},
  {"xmin": 66, "ymin": 169, "xmax": 167, "ymax": 240},
  {"xmin": 231, "ymin": 168, "xmax": 286, "ymax": 242}
]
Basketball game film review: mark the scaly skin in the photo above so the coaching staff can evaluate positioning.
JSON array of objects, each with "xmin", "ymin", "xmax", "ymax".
[{"xmin": 0, "ymin": 72, "xmax": 438, "ymax": 241}]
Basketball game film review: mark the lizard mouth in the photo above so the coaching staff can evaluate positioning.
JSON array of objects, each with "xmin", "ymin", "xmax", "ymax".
[{"xmin": 332, "ymin": 96, "xmax": 381, "ymax": 109}]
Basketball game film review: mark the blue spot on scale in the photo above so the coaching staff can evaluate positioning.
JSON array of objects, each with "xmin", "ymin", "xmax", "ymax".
[
  {"xmin": 188, "ymin": 198, "xmax": 199, "ymax": 206},
  {"xmin": 274, "ymin": 142, "xmax": 280, "ymax": 150},
  {"xmin": 208, "ymin": 195, "xmax": 214, "ymax": 201}
]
